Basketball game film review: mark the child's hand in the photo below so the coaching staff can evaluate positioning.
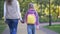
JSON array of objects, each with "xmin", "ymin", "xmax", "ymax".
[
  {"xmin": 36, "ymin": 25, "xmax": 39, "ymax": 30},
  {"xmin": 20, "ymin": 20, "xmax": 24, "ymax": 23}
]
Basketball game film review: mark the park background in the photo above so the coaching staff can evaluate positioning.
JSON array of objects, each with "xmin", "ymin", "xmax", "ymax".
[
  {"xmin": 0, "ymin": 0, "xmax": 60, "ymax": 34},
  {"xmin": 0, "ymin": 0, "xmax": 60, "ymax": 22}
]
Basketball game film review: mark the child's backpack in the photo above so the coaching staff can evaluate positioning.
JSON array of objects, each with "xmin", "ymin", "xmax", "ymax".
[{"xmin": 27, "ymin": 13, "xmax": 36, "ymax": 24}]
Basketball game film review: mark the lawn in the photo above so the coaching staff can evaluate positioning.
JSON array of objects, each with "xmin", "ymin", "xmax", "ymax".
[
  {"xmin": 44, "ymin": 24, "xmax": 60, "ymax": 34},
  {"xmin": 0, "ymin": 19, "xmax": 6, "ymax": 34}
]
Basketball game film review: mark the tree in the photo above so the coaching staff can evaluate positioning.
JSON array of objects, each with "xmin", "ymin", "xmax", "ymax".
[{"xmin": 0, "ymin": 0, "xmax": 4, "ymax": 19}]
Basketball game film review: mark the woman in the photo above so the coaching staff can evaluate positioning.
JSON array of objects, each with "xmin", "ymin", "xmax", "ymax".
[{"xmin": 4, "ymin": 0, "xmax": 23, "ymax": 34}]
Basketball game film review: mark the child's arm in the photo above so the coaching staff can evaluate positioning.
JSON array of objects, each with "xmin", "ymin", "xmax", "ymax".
[
  {"xmin": 35, "ymin": 12, "xmax": 39, "ymax": 25},
  {"xmin": 24, "ymin": 11, "xmax": 28, "ymax": 23},
  {"xmin": 35, "ymin": 11, "xmax": 39, "ymax": 29}
]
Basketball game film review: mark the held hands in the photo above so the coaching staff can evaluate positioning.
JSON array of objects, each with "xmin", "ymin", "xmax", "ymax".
[{"xmin": 20, "ymin": 20, "xmax": 24, "ymax": 23}]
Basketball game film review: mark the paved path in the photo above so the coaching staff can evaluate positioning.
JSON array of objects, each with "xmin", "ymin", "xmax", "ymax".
[
  {"xmin": 2, "ymin": 23, "xmax": 46, "ymax": 34},
  {"xmin": 2, "ymin": 22, "xmax": 60, "ymax": 34}
]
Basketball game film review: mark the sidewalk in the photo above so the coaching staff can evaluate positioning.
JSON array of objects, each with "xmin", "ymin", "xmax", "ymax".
[
  {"xmin": 2, "ymin": 23, "xmax": 46, "ymax": 34},
  {"xmin": 2, "ymin": 22, "xmax": 60, "ymax": 34}
]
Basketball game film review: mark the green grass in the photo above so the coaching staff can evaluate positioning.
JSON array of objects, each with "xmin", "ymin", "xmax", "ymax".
[
  {"xmin": 0, "ymin": 20, "xmax": 6, "ymax": 34},
  {"xmin": 44, "ymin": 24, "xmax": 60, "ymax": 34}
]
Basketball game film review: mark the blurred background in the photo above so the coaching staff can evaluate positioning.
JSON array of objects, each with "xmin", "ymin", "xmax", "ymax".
[
  {"xmin": 0, "ymin": 0, "xmax": 60, "ymax": 34},
  {"xmin": 0, "ymin": 0, "xmax": 60, "ymax": 23}
]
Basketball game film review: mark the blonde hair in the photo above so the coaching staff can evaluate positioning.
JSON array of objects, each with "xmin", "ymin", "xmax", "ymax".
[{"xmin": 28, "ymin": 3, "xmax": 34, "ymax": 9}]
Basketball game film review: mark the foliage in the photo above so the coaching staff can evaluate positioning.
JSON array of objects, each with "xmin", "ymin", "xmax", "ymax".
[
  {"xmin": 0, "ymin": 20, "xmax": 6, "ymax": 34},
  {"xmin": 0, "ymin": 0, "xmax": 4, "ymax": 19},
  {"xmin": 0, "ymin": 0, "xmax": 60, "ymax": 22}
]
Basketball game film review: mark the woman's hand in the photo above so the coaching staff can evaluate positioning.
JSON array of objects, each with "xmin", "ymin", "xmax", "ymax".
[{"xmin": 5, "ymin": 20, "xmax": 8, "ymax": 24}]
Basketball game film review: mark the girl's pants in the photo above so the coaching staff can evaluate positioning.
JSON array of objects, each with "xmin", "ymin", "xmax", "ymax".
[
  {"xmin": 6, "ymin": 19, "xmax": 18, "ymax": 34},
  {"xmin": 27, "ymin": 24, "xmax": 35, "ymax": 34}
]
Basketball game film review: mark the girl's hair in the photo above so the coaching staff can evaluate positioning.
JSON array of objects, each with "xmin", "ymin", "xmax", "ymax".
[{"xmin": 28, "ymin": 3, "xmax": 34, "ymax": 9}]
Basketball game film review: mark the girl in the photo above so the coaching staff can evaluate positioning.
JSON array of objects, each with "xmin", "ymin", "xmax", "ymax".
[{"xmin": 24, "ymin": 3, "xmax": 39, "ymax": 34}]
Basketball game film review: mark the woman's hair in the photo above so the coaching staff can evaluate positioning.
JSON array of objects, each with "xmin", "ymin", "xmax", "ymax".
[
  {"xmin": 6, "ymin": 0, "xmax": 12, "ymax": 5},
  {"xmin": 28, "ymin": 3, "xmax": 34, "ymax": 9}
]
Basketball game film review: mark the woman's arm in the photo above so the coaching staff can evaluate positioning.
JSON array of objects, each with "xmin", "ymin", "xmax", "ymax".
[
  {"xmin": 4, "ymin": 2, "xmax": 6, "ymax": 21},
  {"xmin": 17, "ymin": 1, "xmax": 22, "ymax": 21}
]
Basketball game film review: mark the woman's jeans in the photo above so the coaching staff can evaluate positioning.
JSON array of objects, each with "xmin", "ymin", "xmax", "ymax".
[
  {"xmin": 6, "ymin": 19, "xmax": 18, "ymax": 34},
  {"xmin": 27, "ymin": 24, "xmax": 35, "ymax": 34}
]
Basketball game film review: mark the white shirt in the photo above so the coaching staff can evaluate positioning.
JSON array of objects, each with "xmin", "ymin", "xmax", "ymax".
[{"xmin": 4, "ymin": 0, "xmax": 22, "ymax": 21}]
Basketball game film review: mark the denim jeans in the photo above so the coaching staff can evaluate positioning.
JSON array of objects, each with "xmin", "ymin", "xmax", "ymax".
[
  {"xmin": 27, "ymin": 24, "xmax": 35, "ymax": 34},
  {"xmin": 6, "ymin": 19, "xmax": 18, "ymax": 34}
]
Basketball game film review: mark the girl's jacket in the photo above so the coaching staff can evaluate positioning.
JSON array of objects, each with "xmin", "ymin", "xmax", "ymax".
[{"xmin": 24, "ymin": 9, "xmax": 39, "ymax": 25}]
